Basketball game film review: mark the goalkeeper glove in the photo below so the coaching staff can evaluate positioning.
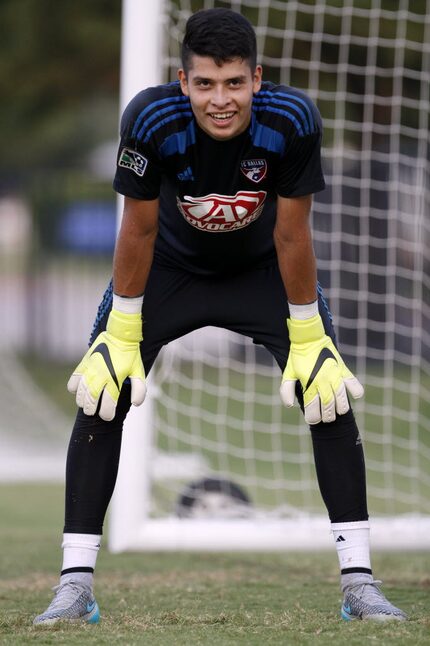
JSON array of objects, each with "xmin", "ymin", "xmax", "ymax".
[
  {"xmin": 67, "ymin": 308, "xmax": 146, "ymax": 422},
  {"xmin": 280, "ymin": 314, "xmax": 364, "ymax": 424}
]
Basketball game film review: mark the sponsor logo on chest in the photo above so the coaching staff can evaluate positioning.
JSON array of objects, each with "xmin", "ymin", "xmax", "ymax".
[
  {"xmin": 177, "ymin": 191, "xmax": 267, "ymax": 233},
  {"xmin": 240, "ymin": 159, "xmax": 267, "ymax": 183}
]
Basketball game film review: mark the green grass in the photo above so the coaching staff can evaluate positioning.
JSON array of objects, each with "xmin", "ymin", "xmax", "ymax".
[{"xmin": 0, "ymin": 483, "xmax": 429, "ymax": 645}]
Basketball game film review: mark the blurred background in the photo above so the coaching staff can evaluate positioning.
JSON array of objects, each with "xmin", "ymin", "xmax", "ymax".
[
  {"xmin": 0, "ymin": 0, "xmax": 122, "ymax": 479},
  {"xmin": 0, "ymin": 0, "xmax": 120, "ymax": 358},
  {"xmin": 0, "ymin": 0, "xmax": 429, "ymax": 525}
]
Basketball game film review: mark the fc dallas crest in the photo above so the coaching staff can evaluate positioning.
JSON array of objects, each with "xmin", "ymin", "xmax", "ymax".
[
  {"xmin": 177, "ymin": 191, "xmax": 267, "ymax": 233},
  {"xmin": 240, "ymin": 159, "xmax": 267, "ymax": 183}
]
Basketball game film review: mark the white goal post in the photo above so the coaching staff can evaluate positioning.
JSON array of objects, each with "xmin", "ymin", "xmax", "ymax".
[{"xmin": 109, "ymin": 0, "xmax": 430, "ymax": 552}]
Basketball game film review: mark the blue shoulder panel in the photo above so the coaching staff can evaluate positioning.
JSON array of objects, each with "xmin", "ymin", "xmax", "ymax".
[
  {"xmin": 131, "ymin": 91, "xmax": 190, "ymax": 140},
  {"xmin": 250, "ymin": 112, "xmax": 286, "ymax": 154},
  {"xmin": 135, "ymin": 102, "xmax": 191, "ymax": 141},
  {"xmin": 140, "ymin": 110, "xmax": 194, "ymax": 144},
  {"xmin": 159, "ymin": 120, "xmax": 196, "ymax": 158},
  {"xmin": 252, "ymin": 86, "xmax": 320, "ymax": 139}
]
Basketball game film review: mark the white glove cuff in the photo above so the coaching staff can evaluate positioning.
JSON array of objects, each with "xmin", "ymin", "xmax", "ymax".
[
  {"xmin": 288, "ymin": 299, "xmax": 318, "ymax": 320},
  {"xmin": 113, "ymin": 293, "xmax": 144, "ymax": 314}
]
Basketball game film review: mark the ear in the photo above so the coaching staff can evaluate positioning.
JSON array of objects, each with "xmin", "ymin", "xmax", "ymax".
[
  {"xmin": 178, "ymin": 69, "xmax": 189, "ymax": 96},
  {"xmin": 253, "ymin": 65, "xmax": 263, "ymax": 93}
]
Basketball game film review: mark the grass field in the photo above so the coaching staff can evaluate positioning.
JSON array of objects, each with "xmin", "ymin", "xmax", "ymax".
[{"xmin": 0, "ymin": 483, "xmax": 429, "ymax": 645}]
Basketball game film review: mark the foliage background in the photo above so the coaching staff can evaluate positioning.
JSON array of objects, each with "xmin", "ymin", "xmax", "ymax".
[
  {"xmin": 0, "ymin": 0, "xmax": 121, "ymax": 187},
  {"xmin": 1, "ymin": 0, "xmax": 427, "ymax": 190}
]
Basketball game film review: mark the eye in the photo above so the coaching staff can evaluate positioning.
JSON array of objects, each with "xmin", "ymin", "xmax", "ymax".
[{"xmin": 195, "ymin": 79, "xmax": 211, "ymax": 88}]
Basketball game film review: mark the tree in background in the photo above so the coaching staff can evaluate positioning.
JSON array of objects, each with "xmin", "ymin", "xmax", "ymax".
[{"xmin": 0, "ymin": 0, "xmax": 121, "ymax": 187}]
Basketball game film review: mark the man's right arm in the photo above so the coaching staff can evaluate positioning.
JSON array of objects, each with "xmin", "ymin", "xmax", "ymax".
[
  {"xmin": 113, "ymin": 196, "xmax": 159, "ymax": 297},
  {"xmin": 67, "ymin": 196, "xmax": 159, "ymax": 421}
]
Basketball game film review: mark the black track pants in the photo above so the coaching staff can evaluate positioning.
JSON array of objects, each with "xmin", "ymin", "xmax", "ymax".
[{"xmin": 64, "ymin": 263, "xmax": 368, "ymax": 533}]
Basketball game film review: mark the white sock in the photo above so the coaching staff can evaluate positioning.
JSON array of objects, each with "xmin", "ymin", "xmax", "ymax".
[
  {"xmin": 61, "ymin": 533, "xmax": 101, "ymax": 577},
  {"xmin": 332, "ymin": 521, "xmax": 372, "ymax": 574}
]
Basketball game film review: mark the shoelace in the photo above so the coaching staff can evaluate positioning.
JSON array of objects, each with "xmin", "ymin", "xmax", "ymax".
[{"xmin": 47, "ymin": 581, "xmax": 87, "ymax": 611}]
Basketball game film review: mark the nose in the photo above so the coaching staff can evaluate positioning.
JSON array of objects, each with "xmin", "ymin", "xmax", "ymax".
[{"xmin": 210, "ymin": 84, "xmax": 231, "ymax": 108}]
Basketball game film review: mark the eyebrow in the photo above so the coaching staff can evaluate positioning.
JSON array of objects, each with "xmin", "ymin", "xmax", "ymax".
[{"xmin": 192, "ymin": 75, "xmax": 248, "ymax": 84}]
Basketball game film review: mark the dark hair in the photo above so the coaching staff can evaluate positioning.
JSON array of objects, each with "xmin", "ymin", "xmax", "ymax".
[{"xmin": 181, "ymin": 8, "xmax": 257, "ymax": 72}]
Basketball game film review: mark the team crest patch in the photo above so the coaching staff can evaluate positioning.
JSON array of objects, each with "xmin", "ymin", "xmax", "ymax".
[
  {"xmin": 240, "ymin": 159, "xmax": 267, "ymax": 183},
  {"xmin": 118, "ymin": 147, "xmax": 148, "ymax": 177},
  {"xmin": 177, "ymin": 191, "xmax": 267, "ymax": 233}
]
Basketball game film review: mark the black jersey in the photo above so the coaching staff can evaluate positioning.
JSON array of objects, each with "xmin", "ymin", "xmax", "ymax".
[{"xmin": 113, "ymin": 80, "xmax": 325, "ymax": 276}]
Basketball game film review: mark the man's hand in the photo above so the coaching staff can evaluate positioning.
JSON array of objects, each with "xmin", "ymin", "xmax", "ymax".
[
  {"xmin": 67, "ymin": 308, "xmax": 146, "ymax": 421},
  {"xmin": 280, "ymin": 314, "xmax": 364, "ymax": 424}
]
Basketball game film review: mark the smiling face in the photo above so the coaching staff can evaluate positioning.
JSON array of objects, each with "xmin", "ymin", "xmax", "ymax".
[{"xmin": 178, "ymin": 55, "xmax": 262, "ymax": 141}]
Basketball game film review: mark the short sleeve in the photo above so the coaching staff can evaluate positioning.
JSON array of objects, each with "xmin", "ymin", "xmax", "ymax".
[
  {"xmin": 112, "ymin": 97, "xmax": 162, "ymax": 200},
  {"xmin": 276, "ymin": 129, "xmax": 325, "ymax": 198}
]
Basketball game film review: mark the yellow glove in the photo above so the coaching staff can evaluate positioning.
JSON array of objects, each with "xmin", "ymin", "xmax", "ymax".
[
  {"xmin": 67, "ymin": 308, "xmax": 146, "ymax": 421},
  {"xmin": 280, "ymin": 314, "xmax": 364, "ymax": 424}
]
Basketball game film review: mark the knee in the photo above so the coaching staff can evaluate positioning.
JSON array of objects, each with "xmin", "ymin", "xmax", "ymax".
[{"xmin": 71, "ymin": 383, "xmax": 132, "ymax": 436}]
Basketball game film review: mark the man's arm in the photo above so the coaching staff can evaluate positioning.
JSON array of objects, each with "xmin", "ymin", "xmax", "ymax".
[
  {"xmin": 273, "ymin": 194, "xmax": 316, "ymax": 304},
  {"xmin": 275, "ymin": 194, "xmax": 363, "ymax": 424},
  {"xmin": 67, "ymin": 197, "xmax": 159, "ymax": 421},
  {"xmin": 113, "ymin": 196, "xmax": 159, "ymax": 297}
]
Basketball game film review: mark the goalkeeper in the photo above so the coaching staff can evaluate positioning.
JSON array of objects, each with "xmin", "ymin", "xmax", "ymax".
[{"xmin": 34, "ymin": 7, "xmax": 406, "ymax": 626}]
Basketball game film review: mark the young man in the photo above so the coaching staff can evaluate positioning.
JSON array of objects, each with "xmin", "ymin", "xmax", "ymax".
[{"xmin": 34, "ymin": 8, "xmax": 406, "ymax": 625}]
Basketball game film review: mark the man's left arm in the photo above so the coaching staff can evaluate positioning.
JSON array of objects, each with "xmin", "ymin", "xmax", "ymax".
[
  {"xmin": 274, "ymin": 195, "xmax": 317, "ymax": 305},
  {"xmin": 274, "ymin": 194, "xmax": 364, "ymax": 424}
]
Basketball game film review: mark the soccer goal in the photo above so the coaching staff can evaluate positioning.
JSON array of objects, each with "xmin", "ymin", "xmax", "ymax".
[{"xmin": 109, "ymin": 0, "xmax": 430, "ymax": 552}]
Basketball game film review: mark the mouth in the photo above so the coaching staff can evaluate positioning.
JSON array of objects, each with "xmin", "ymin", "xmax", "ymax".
[{"xmin": 208, "ymin": 111, "xmax": 236, "ymax": 127}]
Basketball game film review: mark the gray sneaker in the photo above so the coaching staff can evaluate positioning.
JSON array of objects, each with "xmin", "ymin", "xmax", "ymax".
[
  {"xmin": 33, "ymin": 580, "xmax": 100, "ymax": 625},
  {"xmin": 341, "ymin": 578, "xmax": 407, "ymax": 622}
]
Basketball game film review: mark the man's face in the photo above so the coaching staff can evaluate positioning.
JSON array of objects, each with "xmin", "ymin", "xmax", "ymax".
[{"xmin": 178, "ymin": 55, "xmax": 262, "ymax": 141}]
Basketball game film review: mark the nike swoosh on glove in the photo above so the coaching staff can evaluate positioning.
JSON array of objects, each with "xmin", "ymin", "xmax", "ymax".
[
  {"xmin": 280, "ymin": 314, "xmax": 364, "ymax": 424},
  {"xmin": 67, "ymin": 308, "xmax": 146, "ymax": 421}
]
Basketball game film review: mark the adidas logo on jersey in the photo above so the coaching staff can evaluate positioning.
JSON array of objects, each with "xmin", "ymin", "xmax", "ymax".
[
  {"xmin": 177, "ymin": 166, "xmax": 194, "ymax": 181},
  {"xmin": 336, "ymin": 535, "xmax": 346, "ymax": 542}
]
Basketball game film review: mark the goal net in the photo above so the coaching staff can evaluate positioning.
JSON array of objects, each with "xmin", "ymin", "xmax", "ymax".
[{"xmin": 109, "ymin": 0, "xmax": 430, "ymax": 551}]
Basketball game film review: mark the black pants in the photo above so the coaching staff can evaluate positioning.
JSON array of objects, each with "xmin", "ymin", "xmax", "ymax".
[{"xmin": 65, "ymin": 263, "xmax": 368, "ymax": 534}]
